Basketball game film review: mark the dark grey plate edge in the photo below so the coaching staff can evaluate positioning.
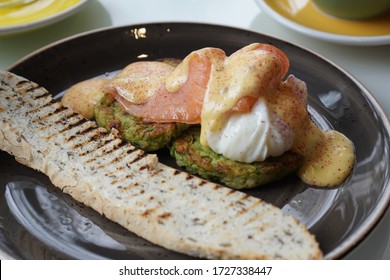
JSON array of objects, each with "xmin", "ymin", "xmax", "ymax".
[{"xmin": 4, "ymin": 22, "xmax": 390, "ymax": 260}]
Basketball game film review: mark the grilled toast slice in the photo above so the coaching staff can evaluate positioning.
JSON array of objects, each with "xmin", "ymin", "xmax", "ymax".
[{"xmin": 0, "ymin": 70, "xmax": 322, "ymax": 259}]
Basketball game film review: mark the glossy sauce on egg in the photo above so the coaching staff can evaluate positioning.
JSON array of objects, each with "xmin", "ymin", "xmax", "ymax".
[{"xmin": 265, "ymin": 75, "xmax": 355, "ymax": 187}]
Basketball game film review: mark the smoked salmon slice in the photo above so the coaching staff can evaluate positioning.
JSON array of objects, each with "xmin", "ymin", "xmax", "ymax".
[{"xmin": 106, "ymin": 43, "xmax": 290, "ymax": 124}]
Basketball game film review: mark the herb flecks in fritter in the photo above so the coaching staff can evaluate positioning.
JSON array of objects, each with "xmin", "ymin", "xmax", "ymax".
[
  {"xmin": 170, "ymin": 127, "xmax": 303, "ymax": 189},
  {"xmin": 95, "ymin": 93, "xmax": 189, "ymax": 152}
]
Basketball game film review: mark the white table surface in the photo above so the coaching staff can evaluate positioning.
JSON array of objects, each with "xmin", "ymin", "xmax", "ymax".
[{"xmin": 0, "ymin": 0, "xmax": 389, "ymax": 260}]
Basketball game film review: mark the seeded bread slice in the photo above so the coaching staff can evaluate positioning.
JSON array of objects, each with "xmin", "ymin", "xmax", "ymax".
[{"xmin": 0, "ymin": 70, "xmax": 323, "ymax": 259}]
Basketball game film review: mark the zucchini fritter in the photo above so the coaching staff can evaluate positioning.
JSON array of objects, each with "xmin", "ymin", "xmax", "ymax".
[
  {"xmin": 94, "ymin": 93, "xmax": 189, "ymax": 151},
  {"xmin": 170, "ymin": 127, "xmax": 303, "ymax": 189}
]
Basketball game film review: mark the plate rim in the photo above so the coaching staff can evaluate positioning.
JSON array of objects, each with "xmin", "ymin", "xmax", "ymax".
[
  {"xmin": 255, "ymin": 0, "xmax": 390, "ymax": 46},
  {"xmin": 0, "ymin": 0, "xmax": 91, "ymax": 36},
  {"xmin": 3, "ymin": 22, "xmax": 390, "ymax": 259}
]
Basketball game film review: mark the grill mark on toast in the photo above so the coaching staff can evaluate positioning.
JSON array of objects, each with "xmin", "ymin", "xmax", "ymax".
[
  {"xmin": 105, "ymin": 165, "xmax": 126, "ymax": 179},
  {"xmin": 95, "ymin": 148, "xmax": 149, "ymax": 174},
  {"xmin": 43, "ymin": 115, "xmax": 91, "ymax": 141},
  {"xmin": 16, "ymin": 83, "xmax": 44, "ymax": 95},
  {"xmin": 61, "ymin": 118, "xmax": 89, "ymax": 133},
  {"xmin": 53, "ymin": 112, "xmax": 79, "ymax": 126},
  {"xmin": 15, "ymin": 81, "xmax": 50, "ymax": 98},
  {"xmin": 80, "ymin": 137, "xmax": 141, "ymax": 168},
  {"xmin": 26, "ymin": 85, "xmax": 41, "ymax": 92},
  {"xmin": 67, "ymin": 112, "xmax": 80, "ymax": 119},
  {"xmin": 95, "ymin": 154, "xmax": 129, "ymax": 173},
  {"xmin": 159, "ymin": 212, "xmax": 172, "ymax": 219},
  {"xmin": 226, "ymin": 189, "xmax": 236, "ymax": 196},
  {"xmin": 129, "ymin": 151, "xmax": 148, "ymax": 164},
  {"xmin": 27, "ymin": 99, "xmax": 60, "ymax": 115},
  {"xmin": 53, "ymin": 112, "xmax": 80, "ymax": 125},
  {"xmin": 198, "ymin": 180, "xmax": 208, "ymax": 186},
  {"xmin": 66, "ymin": 131, "xmax": 105, "ymax": 151},
  {"xmin": 139, "ymin": 164, "xmax": 152, "ymax": 171},
  {"xmin": 15, "ymin": 80, "xmax": 40, "ymax": 94},
  {"xmin": 242, "ymin": 200, "xmax": 266, "ymax": 226},
  {"xmin": 126, "ymin": 145, "xmax": 137, "ymax": 154},
  {"xmin": 57, "ymin": 113, "xmax": 85, "ymax": 128},
  {"xmin": 36, "ymin": 106, "xmax": 68, "ymax": 122},
  {"xmin": 173, "ymin": 170, "xmax": 181, "ymax": 176},
  {"xmin": 15, "ymin": 80, "xmax": 30, "ymax": 87},
  {"xmin": 115, "ymin": 186, "xmax": 147, "ymax": 201},
  {"xmin": 141, "ymin": 208, "xmax": 156, "ymax": 217},
  {"xmin": 49, "ymin": 106, "xmax": 68, "ymax": 116},
  {"xmin": 83, "ymin": 138, "xmax": 122, "ymax": 163},
  {"xmin": 31, "ymin": 90, "xmax": 50, "ymax": 99},
  {"xmin": 157, "ymin": 212, "xmax": 172, "ymax": 224},
  {"xmin": 117, "ymin": 139, "xmax": 129, "ymax": 149},
  {"xmin": 65, "ymin": 125, "xmax": 101, "ymax": 142},
  {"xmin": 53, "ymin": 119, "xmax": 96, "ymax": 146},
  {"xmin": 98, "ymin": 139, "xmax": 126, "ymax": 156},
  {"xmin": 78, "ymin": 137, "xmax": 116, "ymax": 157}
]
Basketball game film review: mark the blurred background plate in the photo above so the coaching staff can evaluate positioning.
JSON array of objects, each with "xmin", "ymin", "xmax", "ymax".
[
  {"xmin": 0, "ymin": 0, "xmax": 91, "ymax": 35},
  {"xmin": 256, "ymin": 0, "xmax": 390, "ymax": 45},
  {"xmin": 0, "ymin": 23, "xmax": 389, "ymax": 259}
]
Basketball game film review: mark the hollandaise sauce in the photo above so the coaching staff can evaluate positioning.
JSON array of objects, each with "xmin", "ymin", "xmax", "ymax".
[
  {"xmin": 293, "ymin": 121, "xmax": 355, "ymax": 187},
  {"xmin": 0, "ymin": 0, "xmax": 80, "ymax": 27},
  {"xmin": 200, "ymin": 44, "xmax": 289, "ymax": 147}
]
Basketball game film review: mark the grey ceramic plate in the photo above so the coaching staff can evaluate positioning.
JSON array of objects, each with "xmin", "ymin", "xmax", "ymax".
[{"xmin": 1, "ymin": 23, "xmax": 389, "ymax": 260}]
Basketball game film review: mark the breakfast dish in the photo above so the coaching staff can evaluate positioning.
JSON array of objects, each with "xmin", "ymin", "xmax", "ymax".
[
  {"xmin": 0, "ymin": 0, "xmax": 91, "ymax": 35},
  {"xmin": 256, "ymin": 0, "xmax": 390, "ymax": 45},
  {"xmin": 62, "ymin": 43, "xmax": 354, "ymax": 189},
  {"xmin": 0, "ymin": 23, "xmax": 389, "ymax": 260},
  {"xmin": 3, "ymin": 41, "xmax": 350, "ymax": 258}
]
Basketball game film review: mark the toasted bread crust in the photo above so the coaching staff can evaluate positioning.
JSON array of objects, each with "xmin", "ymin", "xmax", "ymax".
[{"xmin": 0, "ymin": 70, "xmax": 323, "ymax": 259}]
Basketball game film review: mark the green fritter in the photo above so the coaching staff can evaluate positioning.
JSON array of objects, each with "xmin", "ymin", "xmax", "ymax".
[
  {"xmin": 94, "ymin": 93, "xmax": 189, "ymax": 151},
  {"xmin": 170, "ymin": 127, "xmax": 303, "ymax": 189}
]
